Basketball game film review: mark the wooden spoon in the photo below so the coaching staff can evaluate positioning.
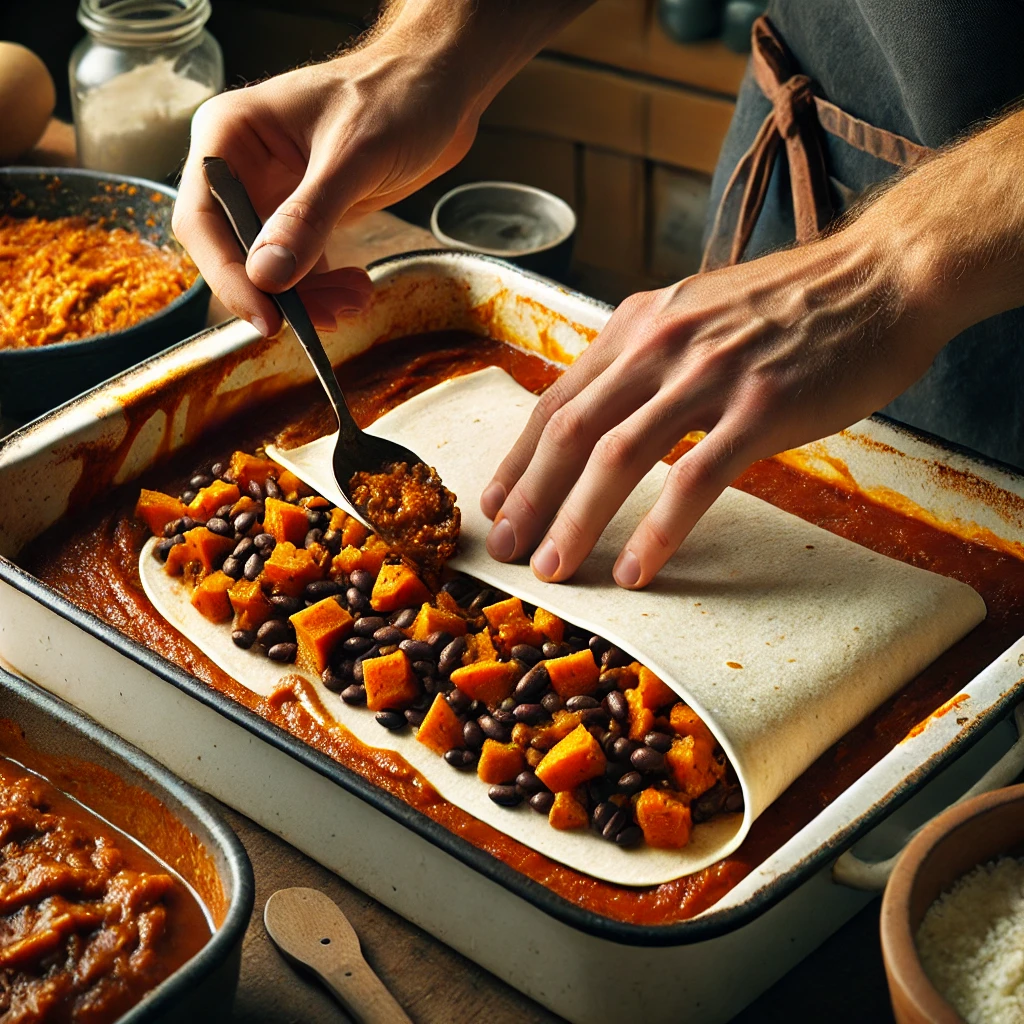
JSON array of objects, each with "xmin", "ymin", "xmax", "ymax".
[{"xmin": 264, "ymin": 887, "xmax": 413, "ymax": 1024}]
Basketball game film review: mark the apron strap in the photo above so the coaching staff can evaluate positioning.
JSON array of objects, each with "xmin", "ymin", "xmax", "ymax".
[{"xmin": 702, "ymin": 15, "xmax": 934, "ymax": 272}]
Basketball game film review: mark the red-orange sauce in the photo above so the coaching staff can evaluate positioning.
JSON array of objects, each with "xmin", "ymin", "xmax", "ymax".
[{"xmin": 18, "ymin": 330, "xmax": 1024, "ymax": 926}]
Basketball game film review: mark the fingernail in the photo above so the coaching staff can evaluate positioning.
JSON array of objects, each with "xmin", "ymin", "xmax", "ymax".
[
  {"xmin": 250, "ymin": 315, "xmax": 269, "ymax": 337},
  {"xmin": 480, "ymin": 481, "xmax": 506, "ymax": 519},
  {"xmin": 532, "ymin": 538, "xmax": 560, "ymax": 580},
  {"xmin": 614, "ymin": 549, "xmax": 641, "ymax": 587},
  {"xmin": 248, "ymin": 243, "xmax": 296, "ymax": 289},
  {"xmin": 487, "ymin": 517, "xmax": 515, "ymax": 561}
]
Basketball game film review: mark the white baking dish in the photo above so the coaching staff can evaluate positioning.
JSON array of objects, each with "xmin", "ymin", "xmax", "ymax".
[{"xmin": 2, "ymin": 251, "xmax": 1023, "ymax": 1023}]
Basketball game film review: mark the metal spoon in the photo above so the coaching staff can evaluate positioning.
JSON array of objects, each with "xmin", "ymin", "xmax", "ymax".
[
  {"xmin": 202, "ymin": 156, "xmax": 427, "ymax": 531},
  {"xmin": 264, "ymin": 887, "xmax": 412, "ymax": 1024}
]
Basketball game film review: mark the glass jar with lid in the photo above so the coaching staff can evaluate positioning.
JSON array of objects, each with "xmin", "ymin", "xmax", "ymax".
[{"xmin": 70, "ymin": 0, "xmax": 224, "ymax": 182}]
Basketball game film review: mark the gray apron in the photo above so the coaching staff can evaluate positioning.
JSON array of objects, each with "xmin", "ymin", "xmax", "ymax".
[{"xmin": 703, "ymin": 6, "xmax": 1024, "ymax": 469}]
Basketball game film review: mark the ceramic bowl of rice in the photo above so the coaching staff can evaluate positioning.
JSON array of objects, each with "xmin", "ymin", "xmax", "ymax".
[{"xmin": 882, "ymin": 782, "xmax": 1024, "ymax": 1024}]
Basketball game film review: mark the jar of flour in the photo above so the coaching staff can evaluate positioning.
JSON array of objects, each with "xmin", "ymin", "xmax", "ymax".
[{"xmin": 70, "ymin": 0, "xmax": 223, "ymax": 182}]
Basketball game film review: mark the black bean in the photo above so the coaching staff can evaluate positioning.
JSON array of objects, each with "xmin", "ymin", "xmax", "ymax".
[
  {"xmin": 399, "ymin": 639, "xmax": 434, "ymax": 662},
  {"xmin": 468, "ymin": 588, "xmax": 499, "ymax": 614},
  {"xmin": 220, "ymin": 555, "xmax": 243, "ymax": 580},
  {"xmin": 617, "ymin": 771, "xmax": 644, "ymax": 795},
  {"xmin": 515, "ymin": 770, "xmax": 546, "ymax": 795},
  {"xmin": 725, "ymin": 789, "xmax": 744, "ymax": 813},
  {"xmin": 321, "ymin": 665, "xmax": 346, "ymax": 693},
  {"xmin": 304, "ymin": 528, "xmax": 323, "ymax": 549},
  {"xmin": 693, "ymin": 784, "xmax": 726, "ymax": 822},
  {"xmin": 488, "ymin": 784, "xmax": 522, "ymax": 807},
  {"xmin": 438, "ymin": 636, "xmax": 467, "ymax": 677},
  {"xmin": 373, "ymin": 626, "xmax": 407, "ymax": 646},
  {"xmin": 604, "ymin": 759, "xmax": 625, "ymax": 784},
  {"xmin": 243, "ymin": 552, "xmax": 264, "ymax": 581},
  {"xmin": 491, "ymin": 708, "xmax": 516, "ymax": 726},
  {"xmin": 322, "ymin": 528, "xmax": 343, "ymax": 554},
  {"xmin": 347, "ymin": 588, "xmax": 371, "ymax": 614},
  {"xmin": 306, "ymin": 508, "xmax": 328, "ymax": 529},
  {"xmin": 615, "ymin": 825, "xmax": 644, "ymax": 848},
  {"xmin": 601, "ymin": 808, "xmax": 629, "ymax": 841},
  {"xmin": 630, "ymin": 747, "xmax": 665, "ymax": 773},
  {"xmin": 154, "ymin": 538, "xmax": 175, "ymax": 561},
  {"xmin": 444, "ymin": 748, "xmax": 477, "ymax": 769},
  {"xmin": 265, "ymin": 595, "xmax": 300, "ymax": 617},
  {"xmin": 233, "ymin": 510, "xmax": 257, "ymax": 536},
  {"xmin": 510, "ymin": 643, "xmax": 543, "ymax": 667},
  {"xmin": 529, "ymin": 791, "xmax": 554, "ymax": 814},
  {"xmin": 581, "ymin": 708, "xmax": 610, "ymax": 729},
  {"xmin": 214, "ymin": 503, "xmax": 234, "ymax": 519},
  {"xmin": 412, "ymin": 660, "xmax": 437, "ymax": 680},
  {"xmin": 253, "ymin": 531, "xmax": 275, "ymax": 553},
  {"xmin": 542, "ymin": 641, "xmax": 570, "ymax": 659},
  {"xmin": 263, "ymin": 476, "xmax": 282, "ymax": 500},
  {"xmin": 597, "ymin": 671, "xmax": 619, "ymax": 695},
  {"xmin": 601, "ymin": 733, "xmax": 619, "ymax": 760},
  {"xmin": 349, "ymin": 569, "xmax": 374, "ymax": 594},
  {"xmin": 468, "ymin": 700, "xmax": 487, "ymax": 719},
  {"xmin": 612, "ymin": 737, "xmax": 635, "ymax": 762},
  {"xmin": 447, "ymin": 688, "xmax": 472, "ymax": 716},
  {"xmin": 565, "ymin": 695, "xmax": 600, "ymax": 712},
  {"xmin": 478, "ymin": 716, "xmax": 512, "ymax": 743},
  {"xmin": 426, "ymin": 630, "xmax": 454, "ymax": 655},
  {"xmin": 180, "ymin": 489, "xmax": 196, "ymax": 504},
  {"xmin": 602, "ymin": 645, "xmax": 631, "ymax": 670},
  {"xmin": 231, "ymin": 537, "xmax": 255, "ymax": 561},
  {"xmin": 592, "ymin": 801, "xmax": 617, "ymax": 832},
  {"xmin": 391, "ymin": 607, "xmax": 418, "ymax": 630},
  {"xmin": 440, "ymin": 577, "xmax": 474, "ymax": 600},
  {"xmin": 342, "ymin": 635, "xmax": 374, "ymax": 656},
  {"xmin": 340, "ymin": 683, "xmax": 366, "ymax": 704},
  {"xmin": 304, "ymin": 580, "xmax": 340, "ymax": 602},
  {"xmin": 162, "ymin": 520, "xmax": 179, "ymax": 538},
  {"xmin": 203, "ymin": 516, "xmax": 229, "ymax": 537},
  {"xmin": 268, "ymin": 642, "xmax": 297, "ymax": 663},
  {"xmin": 540, "ymin": 691, "xmax": 562, "ymax": 714},
  {"xmin": 374, "ymin": 710, "xmax": 406, "ymax": 730},
  {"xmin": 405, "ymin": 708, "xmax": 426, "ymax": 727},
  {"xmin": 512, "ymin": 703, "xmax": 545, "ymax": 725},
  {"xmin": 605, "ymin": 690, "xmax": 628, "ymax": 723},
  {"xmin": 645, "ymin": 731, "xmax": 673, "ymax": 753},
  {"xmin": 353, "ymin": 615, "xmax": 385, "ymax": 638},
  {"xmin": 247, "ymin": 480, "xmax": 264, "ymax": 501},
  {"xmin": 231, "ymin": 628, "xmax": 256, "ymax": 650},
  {"xmin": 190, "ymin": 473, "xmax": 213, "ymax": 490},
  {"xmin": 256, "ymin": 619, "xmax": 293, "ymax": 648},
  {"xmin": 462, "ymin": 720, "xmax": 485, "ymax": 751},
  {"xmin": 588, "ymin": 635, "xmax": 611, "ymax": 659},
  {"xmin": 211, "ymin": 461, "xmax": 226, "ymax": 478},
  {"xmin": 513, "ymin": 662, "xmax": 550, "ymax": 703}
]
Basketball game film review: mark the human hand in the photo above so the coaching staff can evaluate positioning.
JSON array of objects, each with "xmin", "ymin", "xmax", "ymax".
[
  {"xmin": 480, "ymin": 225, "xmax": 953, "ymax": 588},
  {"xmin": 173, "ymin": 45, "xmax": 479, "ymax": 335}
]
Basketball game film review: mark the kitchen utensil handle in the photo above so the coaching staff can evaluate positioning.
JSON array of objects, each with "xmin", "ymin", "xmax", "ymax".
[
  {"xmin": 832, "ymin": 702, "xmax": 1024, "ymax": 891},
  {"xmin": 319, "ymin": 958, "xmax": 413, "ymax": 1024},
  {"xmin": 201, "ymin": 157, "xmax": 362, "ymax": 448}
]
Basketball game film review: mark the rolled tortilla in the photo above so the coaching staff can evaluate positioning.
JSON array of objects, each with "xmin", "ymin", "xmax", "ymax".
[{"xmin": 147, "ymin": 368, "xmax": 985, "ymax": 885}]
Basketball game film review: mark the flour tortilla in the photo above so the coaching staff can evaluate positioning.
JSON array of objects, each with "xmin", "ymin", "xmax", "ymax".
[{"xmin": 144, "ymin": 367, "xmax": 985, "ymax": 885}]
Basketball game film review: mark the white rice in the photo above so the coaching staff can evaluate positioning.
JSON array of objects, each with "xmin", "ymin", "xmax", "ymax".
[{"xmin": 916, "ymin": 856, "xmax": 1024, "ymax": 1024}]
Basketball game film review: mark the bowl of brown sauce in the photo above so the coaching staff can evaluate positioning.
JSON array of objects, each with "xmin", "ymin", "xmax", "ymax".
[{"xmin": 0, "ymin": 167, "xmax": 209, "ymax": 421}]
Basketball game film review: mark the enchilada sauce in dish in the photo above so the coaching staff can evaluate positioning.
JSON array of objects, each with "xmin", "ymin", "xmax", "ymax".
[
  {"xmin": 0, "ymin": 756, "xmax": 210, "ymax": 1022},
  {"xmin": 19, "ymin": 331, "xmax": 1024, "ymax": 926}
]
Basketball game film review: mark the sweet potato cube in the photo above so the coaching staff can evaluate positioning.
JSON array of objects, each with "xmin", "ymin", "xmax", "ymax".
[
  {"xmin": 477, "ymin": 739, "xmax": 526, "ymax": 784},
  {"xmin": 466, "ymin": 629, "xmax": 499, "ymax": 664},
  {"xmin": 416, "ymin": 693, "xmax": 464, "ymax": 756},
  {"xmin": 328, "ymin": 508, "xmax": 348, "ymax": 532},
  {"xmin": 371, "ymin": 562, "xmax": 431, "ymax": 613},
  {"xmin": 535, "ymin": 724, "xmax": 606, "ymax": 793},
  {"xmin": 229, "ymin": 495, "xmax": 261, "ymax": 520},
  {"xmin": 448, "ymin": 660, "xmax": 519, "ymax": 706},
  {"xmin": 290, "ymin": 598, "xmax": 354, "ymax": 674},
  {"xmin": 190, "ymin": 570, "xmax": 234, "ymax": 622},
  {"xmin": 276, "ymin": 469, "xmax": 310, "ymax": 501},
  {"xmin": 135, "ymin": 489, "xmax": 188, "ymax": 536},
  {"xmin": 529, "ymin": 709, "xmax": 584, "ymax": 752},
  {"xmin": 360, "ymin": 536, "xmax": 390, "ymax": 577},
  {"xmin": 533, "ymin": 607, "xmax": 565, "ymax": 644},
  {"xmin": 226, "ymin": 451, "xmax": 277, "ymax": 489},
  {"xmin": 666, "ymin": 736, "xmax": 723, "ymax": 800},
  {"xmin": 228, "ymin": 579, "xmax": 274, "ymax": 631},
  {"xmin": 263, "ymin": 497, "xmax": 310, "ymax": 546},
  {"xmin": 624, "ymin": 686, "xmax": 655, "ymax": 741},
  {"xmin": 669, "ymin": 703, "xmax": 717, "ymax": 749},
  {"xmin": 330, "ymin": 546, "xmax": 364, "ymax": 577},
  {"xmin": 548, "ymin": 790, "xmax": 589, "ymax": 830},
  {"xmin": 187, "ymin": 480, "xmax": 240, "ymax": 521},
  {"xmin": 262, "ymin": 542, "xmax": 323, "ymax": 596},
  {"xmin": 546, "ymin": 650, "xmax": 600, "ymax": 699},
  {"xmin": 342, "ymin": 517, "xmax": 369, "ymax": 548},
  {"xmin": 635, "ymin": 788, "xmax": 693, "ymax": 849},
  {"xmin": 362, "ymin": 651, "xmax": 419, "ymax": 711},
  {"xmin": 484, "ymin": 597, "xmax": 542, "ymax": 652},
  {"xmin": 637, "ymin": 665, "xmax": 677, "ymax": 711},
  {"xmin": 410, "ymin": 603, "xmax": 467, "ymax": 641},
  {"xmin": 165, "ymin": 527, "xmax": 234, "ymax": 576}
]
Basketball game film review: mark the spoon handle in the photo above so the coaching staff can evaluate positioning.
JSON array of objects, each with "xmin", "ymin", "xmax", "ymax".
[
  {"xmin": 202, "ymin": 157, "xmax": 363, "ymax": 449},
  {"xmin": 316, "ymin": 957, "xmax": 413, "ymax": 1024}
]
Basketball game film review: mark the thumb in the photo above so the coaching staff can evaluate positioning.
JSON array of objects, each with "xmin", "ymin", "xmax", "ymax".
[{"xmin": 245, "ymin": 155, "xmax": 364, "ymax": 292}]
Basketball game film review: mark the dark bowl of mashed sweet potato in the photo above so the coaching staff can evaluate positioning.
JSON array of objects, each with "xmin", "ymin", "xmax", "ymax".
[{"xmin": 0, "ymin": 167, "xmax": 210, "ymax": 421}]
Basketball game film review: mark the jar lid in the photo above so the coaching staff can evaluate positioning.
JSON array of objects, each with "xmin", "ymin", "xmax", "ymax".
[{"xmin": 78, "ymin": 0, "xmax": 212, "ymax": 47}]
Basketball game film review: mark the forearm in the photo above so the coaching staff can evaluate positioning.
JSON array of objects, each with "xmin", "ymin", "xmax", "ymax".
[{"xmin": 855, "ymin": 107, "xmax": 1024, "ymax": 345}]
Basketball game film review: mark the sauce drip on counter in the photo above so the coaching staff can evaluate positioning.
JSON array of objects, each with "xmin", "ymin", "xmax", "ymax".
[
  {"xmin": 19, "ymin": 330, "xmax": 1024, "ymax": 927},
  {"xmin": 0, "ymin": 756, "xmax": 210, "ymax": 1022}
]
